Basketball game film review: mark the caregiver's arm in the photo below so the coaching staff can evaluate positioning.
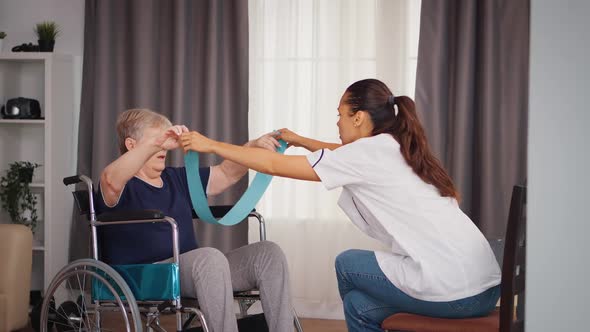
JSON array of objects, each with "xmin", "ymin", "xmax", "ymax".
[
  {"xmin": 276, "ymin": 128, "xmax": 341, "ymax": 152},
  {"xmin": 207, "ymin": 133, "xmax": 283, "ymax": 196},
  {"xmin": 182, "ymin": 131, "xmax": 320, "ymax": 182},
  {"xmin": 101, "ymin": 125, "xmax": 187, "ymax": 206}
]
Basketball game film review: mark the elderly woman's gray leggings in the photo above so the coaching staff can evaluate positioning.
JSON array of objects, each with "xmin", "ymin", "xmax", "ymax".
[{"xmin": 162, "ymin": 240, "xmax": 293, "ymax": 332}]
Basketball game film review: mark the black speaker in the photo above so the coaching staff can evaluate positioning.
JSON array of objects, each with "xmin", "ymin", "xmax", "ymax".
[{"xmin": 1, "ymin": 97, "xmax": 42, "ymax": 119}]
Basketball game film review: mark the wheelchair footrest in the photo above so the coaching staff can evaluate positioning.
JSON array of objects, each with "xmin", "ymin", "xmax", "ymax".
[{"xmin": 185, "ymin": 313, "xmax": 268, "ymax": 332}]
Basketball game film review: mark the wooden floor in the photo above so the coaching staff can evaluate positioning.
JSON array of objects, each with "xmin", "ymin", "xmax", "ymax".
[
  {"xmin": 156, "ymin": 316, "xmax": 347, "ymax": 332},
  {"xmin": 141, "ymin": 316, "xmax": 347, "ymax": 332},
  {"xmin": 300, "ymin": 318, "xmax": 347, "ymax": 332},
  {"xmin": 128, "ymin": 315, "xmax": 348, "ymax": 332},
  {"xmin": 18, "ymin": 317, "xmax": 347, "ymax": 332}
]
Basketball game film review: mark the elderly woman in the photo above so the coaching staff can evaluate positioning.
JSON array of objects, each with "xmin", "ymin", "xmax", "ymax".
[{"xmin": 96, "ymin": 108, "xmax": 293, "ymax": 332}]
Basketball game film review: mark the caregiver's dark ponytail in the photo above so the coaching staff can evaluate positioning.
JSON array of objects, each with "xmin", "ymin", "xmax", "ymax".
[{"xmin": 345, "ymin": 79, "xmax": 459, "ymax": 200}]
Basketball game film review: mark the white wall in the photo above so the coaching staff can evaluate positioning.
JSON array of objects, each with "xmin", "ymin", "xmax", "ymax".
[
  {"xmin": 0, "ymin": 0, "xmax": 84, "ymax": 56},
  {"xmin": 0, "ymin": 0, "xmax": 84, "ymax": 170},
  {"xmin": 528, "ymin": 1, "xmax": 590, "ymax": 330}
]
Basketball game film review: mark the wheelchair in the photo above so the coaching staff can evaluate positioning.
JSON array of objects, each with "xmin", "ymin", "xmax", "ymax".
[{"xmin": 38, "ymin": 175, "xmax": 304, "ymax": 332}]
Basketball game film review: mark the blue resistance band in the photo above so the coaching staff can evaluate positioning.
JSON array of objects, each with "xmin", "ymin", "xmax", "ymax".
[{"xmin": 185, "ymin": 139, "xmax": 287, "ymax": 226}]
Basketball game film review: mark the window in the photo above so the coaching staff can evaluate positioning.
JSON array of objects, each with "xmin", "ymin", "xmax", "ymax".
[{"xmin": 248, "ymin": 0, "xmax": 421, "ymax": 318}]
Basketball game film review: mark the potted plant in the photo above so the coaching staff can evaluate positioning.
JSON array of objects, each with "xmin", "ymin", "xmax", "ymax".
[
  {"xmin": 34, "ymin": 21, "xmax": 60, "ymax": 52},
  {"xmin": 0, "ymin": 31, "xmax": 6, "ymax": 52},
  {"xmin": 0, "ymin": 161, "xmax": 41, "ymax": 232}
]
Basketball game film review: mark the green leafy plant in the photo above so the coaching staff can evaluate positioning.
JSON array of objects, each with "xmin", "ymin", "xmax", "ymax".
[
  {"xmin": 34, "ymin": 21, "xmax": 60, "ymax": 41},
  {"xmin": 0, "ymin": 161, "xmax": 41, "ymax": 232},
  {"xmin": 0, "ymin": 32, "xmax": 6, "ymax": 39}
]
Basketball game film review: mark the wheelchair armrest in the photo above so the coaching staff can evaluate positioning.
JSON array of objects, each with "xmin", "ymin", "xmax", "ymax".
[
  {"xmin": 97, "ymin": 209, "xmax": 166, "ymax": 222},
  {"xmin": 191, "ymin": 206, "xmax": 266, "ymax": 241},
  {"xmin": 191, "ymin": 205, "xmax": 257, "ymax": 219}
]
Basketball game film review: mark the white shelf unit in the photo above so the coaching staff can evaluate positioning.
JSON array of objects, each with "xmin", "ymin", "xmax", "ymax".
[{"xmin": 0, "ymin": 53, "xmax": 76, "ymax": 292}]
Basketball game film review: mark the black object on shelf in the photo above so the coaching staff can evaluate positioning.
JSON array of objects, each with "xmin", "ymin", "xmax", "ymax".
[
  {"xmin": 1, "ymin": 97, "xmax": 42, "ymax": 119},
  {"xmin": 11, "ymin": 42, "xmax": 40, "ymax": 52},
  {"xmin": 38, "ymin": 40, "xmax": 55, "ymax": 52}
]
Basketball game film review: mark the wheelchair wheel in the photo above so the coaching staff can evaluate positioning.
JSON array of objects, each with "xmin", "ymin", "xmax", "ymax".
[
  {"xmin": 40, "ymin": 259, "xmax": 143, "ymax": 332},
  {"xmin": 54, "ymin": 301, "xmax": 81, "ymax": 332}
]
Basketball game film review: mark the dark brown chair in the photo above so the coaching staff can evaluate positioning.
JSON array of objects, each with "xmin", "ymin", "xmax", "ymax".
[{"xmin": 381, "ymin": 185, "xmax": 526, "ymax": 332}]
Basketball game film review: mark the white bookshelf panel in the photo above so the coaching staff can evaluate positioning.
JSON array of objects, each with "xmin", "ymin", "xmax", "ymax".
[
  {"xmin": 31, "ymin": 251, "xmax": 44, "ymax": 291},
  {"xmin": 0, "ymin": 53, "xmax": 75, "ymax": 292},
  {"xmin": 0, "ymin": 125, "xmax": 45, "ymax": 183},
  {"xmin": 30, "ymin": 217, "xmax": 44, "ymax": 249},
  {"xmin": 0, "ymin": 60, "xmax": 46, "ymax": 117},
  {"xmin": 0, "ymin": 119, "xmax": 45, "ymax": 124}
]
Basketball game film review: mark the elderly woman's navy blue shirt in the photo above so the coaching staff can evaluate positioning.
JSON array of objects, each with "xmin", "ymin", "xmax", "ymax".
[{"xmin": 95, "ymin": 167, "xmax": 209, "ymax": 265}]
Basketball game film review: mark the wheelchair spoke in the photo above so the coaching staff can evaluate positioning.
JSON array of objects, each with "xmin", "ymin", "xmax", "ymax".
[
  {"xmin": 48, "ymin": 303, "xmax": 76, "ymax": 328},
  {"xmin": 76, "ymin": 272, "xmax": 96, "ymax": 332}
]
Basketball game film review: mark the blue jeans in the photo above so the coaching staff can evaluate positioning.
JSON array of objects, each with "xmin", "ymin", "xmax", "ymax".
[{"xmin": 335, "ymin": 249, "xmax": 500, "ymax": 332}]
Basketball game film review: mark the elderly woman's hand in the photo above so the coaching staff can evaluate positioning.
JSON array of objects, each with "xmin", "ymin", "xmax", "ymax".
[
  {"xmin": 246, "ymin": 132, "xmax": 282, "ymax": 152},
  {"xmin": 180, "ymin": 131, "xmax": 216, "ymax": 153},
  {"xmin": 150, "ymin": 125, "xmax": 189, "ymax": 150}
]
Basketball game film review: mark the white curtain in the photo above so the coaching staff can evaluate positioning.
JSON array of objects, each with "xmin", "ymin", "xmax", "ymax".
[{"xmin": 248, "ymin": 0, "xmax": 421, "ymax": 319}]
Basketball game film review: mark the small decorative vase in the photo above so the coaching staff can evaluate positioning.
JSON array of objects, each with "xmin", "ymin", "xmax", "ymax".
[{"xmin": 38, "ymin": 39, "xmax": 55, "ymax": 52}]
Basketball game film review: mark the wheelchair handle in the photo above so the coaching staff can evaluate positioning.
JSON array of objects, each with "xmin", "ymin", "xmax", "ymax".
[{"xmin": 63, "ymin": 175, "xmax": 82, "ymax": 186}]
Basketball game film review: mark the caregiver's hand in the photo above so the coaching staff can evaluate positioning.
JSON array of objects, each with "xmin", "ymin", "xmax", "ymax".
[
  {"xmin": 181, "ymin": 131, "xmax": 216, "ymax": 154},
  {"xmin": 274, "ymin": 128, "xmax": 303, "ymax": 147},
  {"xmin": 246, "ymin": 132, "xmax": 281, "ymax": 152}
]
